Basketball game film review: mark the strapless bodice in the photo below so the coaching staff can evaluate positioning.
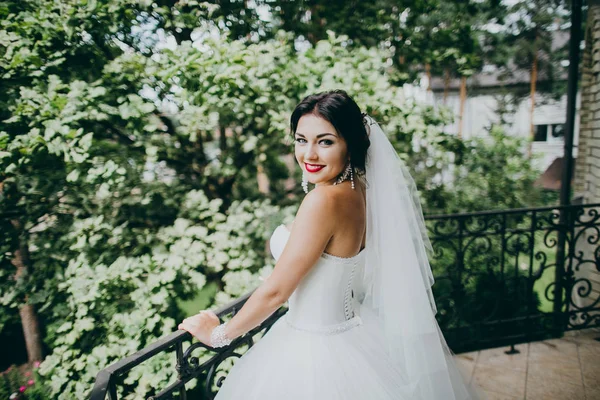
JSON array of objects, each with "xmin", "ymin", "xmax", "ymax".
[{"xmin": 269, "ymin": 224, "xmax": 366, "ymax": 334}]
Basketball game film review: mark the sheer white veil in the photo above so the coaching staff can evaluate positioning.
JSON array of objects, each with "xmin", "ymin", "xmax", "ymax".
[{"xmin": 358, "ymin": 115, "xmax": 478, "ymax": 399}]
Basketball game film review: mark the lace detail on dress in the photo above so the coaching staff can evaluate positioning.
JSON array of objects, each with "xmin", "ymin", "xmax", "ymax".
[
  {"xmin": 284, "ymin": 315, "xmax": 363, "ymax": 335},
  {"xmin": 320, "ymin": 249, "xmax": 365, "ymax": 264}
]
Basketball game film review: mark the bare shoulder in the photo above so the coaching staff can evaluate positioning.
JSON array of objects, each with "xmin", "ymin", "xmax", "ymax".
[
  {"xmin": 291, "ymin": 186, "xmax": 339, "ymax": 228},
  {"xmin": 298, "ymin": 185, "xmax": 338, "ymax": 219},
  {"xmin": 295, "ymin": 183, "xmax": 362, "ymax": 229},
  {"xmin": 310, "ymin": 182, "xmax": 363, "ymax": 214}
]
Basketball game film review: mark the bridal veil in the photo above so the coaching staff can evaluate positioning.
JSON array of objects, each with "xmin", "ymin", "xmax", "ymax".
[{"xmin": 358, "ymin": 115, "xmax": 478, "ymax": 399}]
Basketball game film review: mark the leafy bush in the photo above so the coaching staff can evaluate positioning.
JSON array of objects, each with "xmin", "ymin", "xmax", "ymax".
[
  {"xmin": 0, "ymin": 1, "xmax": 551, "ymax": 397},
  {"xmin": 0, "ymin": 363, "xmax": 49, "ymax": 400}
]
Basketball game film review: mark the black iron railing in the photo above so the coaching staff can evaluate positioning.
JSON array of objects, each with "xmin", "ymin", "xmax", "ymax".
[
  {"xmin": 89, "ymin": 292, "xmax": 287, "ymax": 400},
  {"xmin": 426, "ymin": 202, "xmax": 600, "ymax": 352},
  {"xmin": 86, "ymin": 203, "xmax": 599, "ymax": 399}
]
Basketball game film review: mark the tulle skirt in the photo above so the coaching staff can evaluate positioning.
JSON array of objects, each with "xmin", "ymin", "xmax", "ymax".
[{"xmin": 213, "ymin": 305, "xmax": 480, "ymax": 400}]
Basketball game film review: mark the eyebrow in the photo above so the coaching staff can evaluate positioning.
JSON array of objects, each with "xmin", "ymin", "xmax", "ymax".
[{"xmin": 295, "ymin": 132, "xmax": 337, "ymax": 138}]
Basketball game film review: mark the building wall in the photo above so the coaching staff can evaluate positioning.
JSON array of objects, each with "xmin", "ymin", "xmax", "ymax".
[
  {"xmin": 431, "ymin": 91, "xmax": 580, "ymax": 173},
  {"xmin": 575, "ymin": 4, "xmax": 600, "ymax": 202},
  {"xmin": 573, "ymin": 1, "xmax": 600, "ymax": 314}
]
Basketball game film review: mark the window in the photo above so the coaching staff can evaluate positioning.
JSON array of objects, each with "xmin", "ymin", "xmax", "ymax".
[
  {"xmin": 534, "ymin": 125, "xmax": 547, "ymax": 142},
  {"xmin": 534, "ymin": 124, "xmax": 565, "ymax": 142},
  {"xmin": 551, "ymin": 124, "xmax": 565, "ymax": 139}
]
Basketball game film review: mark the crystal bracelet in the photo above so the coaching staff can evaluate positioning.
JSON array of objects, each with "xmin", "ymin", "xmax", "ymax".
[{"xmin": 210, "ymin": 322, "xmax": 232, "ymax": 348}]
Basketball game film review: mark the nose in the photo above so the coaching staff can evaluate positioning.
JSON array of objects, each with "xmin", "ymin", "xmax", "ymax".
[{"xmin": 305, "ymin": 143, "xmax": 318, "ymax": 161}]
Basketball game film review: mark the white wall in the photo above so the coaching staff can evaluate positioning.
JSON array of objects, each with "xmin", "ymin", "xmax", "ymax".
[{"xmin": 428, "ymin": 89, "xmax": 580, "ymax": 173}]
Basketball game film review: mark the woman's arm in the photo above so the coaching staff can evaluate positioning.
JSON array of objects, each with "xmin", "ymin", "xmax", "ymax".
[{"xmin": 179, "ymin": 186, "xmax": 338, "ymax": 345}]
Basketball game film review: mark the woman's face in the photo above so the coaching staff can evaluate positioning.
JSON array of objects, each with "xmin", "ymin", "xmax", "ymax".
[{"xmin": 294, "ymin": 114, "xmax": 349, "ymax": 186}]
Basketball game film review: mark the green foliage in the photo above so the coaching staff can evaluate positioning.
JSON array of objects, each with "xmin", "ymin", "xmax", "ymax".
[
  {"xmin": 1, "ymin": 8, "xmax": 447, "ymax": 394},
  {"xmin": 0, "ymin": 0, "xmax": 556, "ymax": 398},
  {"xmin": 491, "ymin": 0, "xmax": 571, "ymax": 103},
  {"xmin": 31, "ymin": 191, "xmax": 284, "ymax": 398},
  {"xmin": 267, "ymin": 0, "xmax": 504, "ymax": 81},
  {"xmin": 425, "ymin": 125, "xmax": 546, "ymax": 214},
  {"xmin": 0, "ymin": 363, "xmax": 49, "ymax": 400}
]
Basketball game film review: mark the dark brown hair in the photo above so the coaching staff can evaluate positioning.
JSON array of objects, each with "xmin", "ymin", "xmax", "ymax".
[{"xmin": 290, "ymin": 89, "xmax": 370, "ymax": 173}]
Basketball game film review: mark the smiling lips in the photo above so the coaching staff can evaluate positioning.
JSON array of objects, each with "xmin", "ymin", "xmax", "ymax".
[{"xmin": 305, "ymin": 163, "xmax": 325, "ymax": 172}]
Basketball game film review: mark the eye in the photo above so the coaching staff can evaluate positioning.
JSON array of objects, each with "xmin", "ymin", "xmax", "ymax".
[
  {"xmin": 294, "ymin": 138, "xmax": 306, "ymax": 143},
  {"xmin": 320, "ymin": 139, "xmax": 334, "ymax": 145}
]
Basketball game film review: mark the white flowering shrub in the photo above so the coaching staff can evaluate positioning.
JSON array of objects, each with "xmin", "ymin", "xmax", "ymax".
[
  {"xmin": 0, "ymin": 2, "xmax": 490, "ymax": 399},
  {"xmin": 32, "ymin": 189, "xmax": 289, "ymax": 399}
]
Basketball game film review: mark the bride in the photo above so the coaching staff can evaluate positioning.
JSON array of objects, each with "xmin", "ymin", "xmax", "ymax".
[{"xmin": 178, "ymin": 90, "xmax": 482, "ymax": 399}]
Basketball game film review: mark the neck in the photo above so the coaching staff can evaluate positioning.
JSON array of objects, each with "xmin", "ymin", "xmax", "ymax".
[{"xmin": 315, "ymin": 181, "xmax": 334, "ymax": 187}]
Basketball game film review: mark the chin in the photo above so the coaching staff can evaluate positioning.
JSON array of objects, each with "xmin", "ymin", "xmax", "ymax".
[{"xmin": 311, "ymin": 178, "xmax": 332, "ymax": 186}]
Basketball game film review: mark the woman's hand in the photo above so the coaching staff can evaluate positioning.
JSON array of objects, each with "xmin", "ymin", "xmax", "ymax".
[{"xmin": 178, "ymin": 310, "xmax": 220, "ymax": 346}]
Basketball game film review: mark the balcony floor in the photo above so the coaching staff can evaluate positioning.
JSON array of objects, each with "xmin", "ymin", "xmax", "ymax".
[{"xmin": 455, "ymin": 328, "xmax": 600, "ymax": 399}]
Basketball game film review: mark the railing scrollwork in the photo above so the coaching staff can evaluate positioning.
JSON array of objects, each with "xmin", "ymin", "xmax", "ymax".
[{"xmin": 90, "ymin": 203, "xmax": 600, "ymax": 399}]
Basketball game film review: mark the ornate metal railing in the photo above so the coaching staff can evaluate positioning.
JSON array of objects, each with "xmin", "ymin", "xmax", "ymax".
[
  {"xmin": 426, "ymin": 202, "xmax": 600, "ymax": 352},
  {"xmin": 91, "ymin": 203, "xmax": 600, "ymax": 399},
  {"xmin": 90, "ymin": 291, "xmax": 288, "ymax": 400}
]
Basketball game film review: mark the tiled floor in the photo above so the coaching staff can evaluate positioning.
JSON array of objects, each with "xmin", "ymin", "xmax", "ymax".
[{"xmin": 454, "ymin": 328, "xmax": 600, "ymax": 399}]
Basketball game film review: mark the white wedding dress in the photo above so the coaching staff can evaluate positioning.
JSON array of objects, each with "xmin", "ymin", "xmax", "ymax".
[{"xmin": 213, "ymin": 224, "xmax": 478, "ymax": 399}]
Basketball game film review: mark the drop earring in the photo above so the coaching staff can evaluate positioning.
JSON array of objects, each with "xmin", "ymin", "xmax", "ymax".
[
  {"xmin": 334, "ymin": 161, "xmax": 355, "ymax": 190},
  {"xmin": 301, "ymin": 170, "xmax": 309, "ymax": 194}
]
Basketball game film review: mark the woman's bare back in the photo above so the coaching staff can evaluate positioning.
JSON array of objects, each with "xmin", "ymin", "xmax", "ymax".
[{"xmin": 286, "ymin": 179, "xmax": 366, "ymax": 258}]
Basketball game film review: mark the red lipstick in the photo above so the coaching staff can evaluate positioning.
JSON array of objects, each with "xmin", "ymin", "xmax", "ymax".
[{"xmin": 305, "ymin": 163, "xmax": 325, "ymax": 173}]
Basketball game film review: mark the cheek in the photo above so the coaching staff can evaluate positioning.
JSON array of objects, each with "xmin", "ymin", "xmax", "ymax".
[
  {"xmin": 318, "ymin": 150, "xmax": 338, "ymax": 165},
  {"xmin": 334, "ymin": 147, "xmax": 349, "ymax": 164}
]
